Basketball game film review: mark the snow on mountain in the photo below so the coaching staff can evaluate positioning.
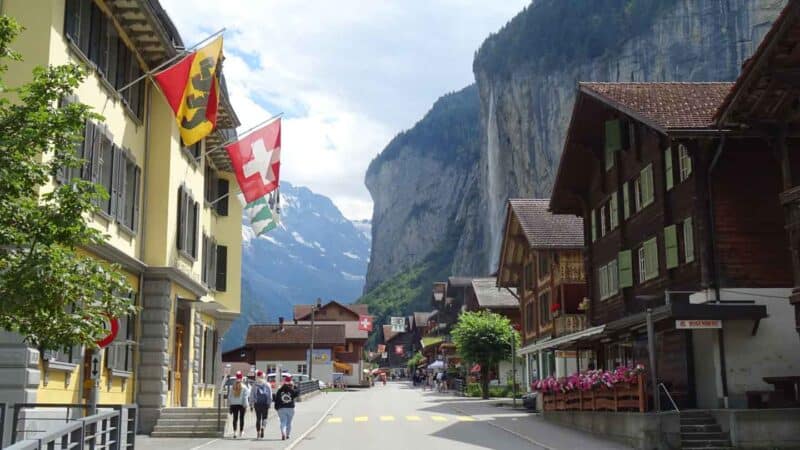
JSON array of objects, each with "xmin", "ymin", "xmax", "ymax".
[{"xmin": 224, "ymin": 181, "xmax": 371, "ymax": 351}]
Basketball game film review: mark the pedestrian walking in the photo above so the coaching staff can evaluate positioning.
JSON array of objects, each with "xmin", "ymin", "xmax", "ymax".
[
  {"xmin": 249, "ymin": 370, "xmax": 272, "ymax": 440},
  {"xmin": 227, "ymin": 371, "xmax": 250, "ymax": 439},
  {"xmin": 274, "ymin": 375, "xmax": 299, "ymax": 441}
]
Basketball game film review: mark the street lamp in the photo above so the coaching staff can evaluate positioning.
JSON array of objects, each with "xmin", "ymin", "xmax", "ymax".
[{"xmin": 309, "ymin": 297, "xmax": 322, "ymax": 379}]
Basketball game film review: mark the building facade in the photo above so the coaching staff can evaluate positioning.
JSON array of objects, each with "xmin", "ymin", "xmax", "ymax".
[
  {"xmin": 0, "ymin": 0, "xmax": 243, "ymax": 437},
  {"xmin": 495, "ymin": 199, "xmax": 587, "ymax": 388}
]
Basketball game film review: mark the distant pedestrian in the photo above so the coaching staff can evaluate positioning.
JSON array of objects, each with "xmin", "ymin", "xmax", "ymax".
[
  {"xmin": 228, "ymin": 371, "xmax": 251, "ymax": 439},
  {"xmin": 274, "ymin": 375, "xmax": 299, "ymax": 440},
  {"xmin": 249, "ymin": 370, "xmax": 273, "ymax": 439}
]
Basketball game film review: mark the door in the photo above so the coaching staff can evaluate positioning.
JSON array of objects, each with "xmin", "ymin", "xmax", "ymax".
[{"xmin": 173, "ymin": 324, "xmax": 184, "ymax": 406}]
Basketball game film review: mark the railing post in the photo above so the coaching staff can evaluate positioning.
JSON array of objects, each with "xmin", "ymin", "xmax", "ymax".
[
  {"xmin": 217, "ymin": 393, "xmax": 222, "ymax": 434},
  {"xmin": 11, "ymin": 404, "xmax": 20, "ymax": 444}
]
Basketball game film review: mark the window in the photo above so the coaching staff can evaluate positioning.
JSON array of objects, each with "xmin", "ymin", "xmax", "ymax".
[
  {"xmin": 609, "ymin": 191, "xmax": 618, "ymax": 230},
  {"xmin": 524, "ymin": 263, "xmax": 535, "ymax": 292},
  {"xmin": 205, "ymin": 167, "xmax": 230, "ymax": 216},
  {"xmin": 184, "ymin": 141, "xmax": 202, "ymax": 161},
  {"xmin": 618, "ymin": 250, "xmax": 633, "ymax": 288},
  {"xmin": 266, "ymin": 364, "xmax": 277, "ymax": 374},
  {"xmin": 665, "ymin": 147, "xmax": 674, "ymax": 191},
  {"xmin": 177, "ymin": 186, "xmax": 199, "ymax": 259},
  {"xmin": 605, "ymin": 119, "xmax": 625, "ymax": 171},
  {"xmin": 634, "ymin": 164, "xmax": 654, "ymax": 211},
  {"xmin": 525, "ymin": 301, "xmax": 535, "ymax": 334},
  {"xmin": 297, "ymin": 364, "xmax": 307, "ymax": 374},
  {"xmin": 683, "ymin": 218, "xmax": 695, "ymax": 263},
  {"xmin": 679, "ymin": 144, "xmax": 692, "ymax": 182},
  {"xmin": 64, "ymin": 0, "xmax": 145, "ymax": 120},
  {"xmin": 43, "ymin": 344, "xmax": 82, "ymax": 366},
  {"xmin": 638, "ymin": 237, "xmax": 659, "ymax": 283},
  {"xmin": 106, "ymin": 312, "xmax": 135, "ymax": 373},
  {"xmin": 665, "ymin": 225, "xmax": 678, "ymax": 269},
  {"xmin": 117, "ymin": 151, "xmax": 141, "ymax": 232},
  {"xmin": 538, "ymin": 253, "xmax": 550, "ymax": 280},
  {"xmin": 538, "ymin": 292, "xmax": 551, "ymax": 327},
  {"xmin": 96, "ymin": 128, "xmax": 114, "ymax": 215},
  {"xmin": 600, "ymin": 205, "xmax": 607, "ymax": 237},
  {"xmin": 216, "ymin": 245, "xmax": 228, "ymax": 292},
  {"xmin": 599, "ymin": 259, "xmax": 618, "ymax": 300}
]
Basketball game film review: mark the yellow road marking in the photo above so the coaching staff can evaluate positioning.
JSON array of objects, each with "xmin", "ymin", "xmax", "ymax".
[
  {"xmin": 354, "ymin": 416, "xmax": 369, "ymax": 422},
  {"xmin": 405, "ymin": 415, "xmax": 421, "ymax": 422},
  {"xmin": 327, "ymin": 417, "xmax": 342, "ymax": 424},
  {"xmin": 430, "ymin": 416, "xmax": 448, "ymax": 422},
  {"xmin": 379, "ymin": 416, "xmax": 395, "ymax": 422},
  {"xmin": 457, "ymin": 416, "xmax": 476, "ymax": 422}
]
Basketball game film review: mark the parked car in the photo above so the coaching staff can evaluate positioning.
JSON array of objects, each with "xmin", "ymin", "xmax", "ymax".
[
  {"xmin": 292, "ymin": 374, "xmax": 310, "ymax": 383},
  {"xmin": 266, "ymin": 372, "xmax": 293, "ymax": 389}
]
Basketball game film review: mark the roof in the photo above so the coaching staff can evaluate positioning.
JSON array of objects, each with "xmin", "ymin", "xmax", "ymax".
[
  {"xmin": 580, "ymin": 82, "xmax": 733, "ymax": 131},
  {"xmin": 470, "ymin": 278, "xmax": 519, "ymax": 309},
  {"xmin": 509, "ymin": 199, "xmax": 584, "ymax": 249},
  {"xmin": 382, "ymin": 324, "xmax": 399, "ymax": 343},
  {"xmin": 413, "ymin": 312, "xmax": 433, "ymax": 327},
  {"xmin": 448, "ymin": 277, "xmax": 473, "ymax": 288},
  {"xmin": 295, "ymin": 321, "xmax": 367, "ymax": 340},
  {"xmin": 245, "ymin": 324, "xmax": 345, "ymax": 346},
  {"xmin": 293, "ymin": 301, "xmax": 368, "ymax": 321},
  {"xmin": 715, "ymin": 1, "xmax": 800, "ymax": 126}
]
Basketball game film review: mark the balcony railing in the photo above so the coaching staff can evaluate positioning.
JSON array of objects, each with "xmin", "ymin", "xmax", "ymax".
[{"xmin": 553, "ymin": 314, "xmax": 587, "ymax": 337}]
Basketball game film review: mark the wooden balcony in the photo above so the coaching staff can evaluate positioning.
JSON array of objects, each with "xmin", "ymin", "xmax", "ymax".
[
  {"xmin": 556, "ymin": 260, "xmax": 585, "ymax": 284},
  {"xmin": 553, "ymin": 314, "xmax": 588, "ymax": 338}
]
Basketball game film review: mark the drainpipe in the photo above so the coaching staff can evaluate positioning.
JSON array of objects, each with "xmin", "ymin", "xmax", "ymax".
[{"xmin": 707, "ymin": 136, "xmax": 729, "ymax": 407}]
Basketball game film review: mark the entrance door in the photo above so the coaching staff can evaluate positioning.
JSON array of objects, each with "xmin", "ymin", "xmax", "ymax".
[{"xmin": 173, "ymin": 324, "xmax": 184, "ymax": 406}]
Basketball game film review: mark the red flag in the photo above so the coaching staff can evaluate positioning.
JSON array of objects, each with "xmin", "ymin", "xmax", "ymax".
[
  {"xmin": 358, "ymin": 315, "xmax": 373, "ymax": 332},
  {"xmin": 226, "ymin": 118, "xmax": 281, "ymax": 203},
  {"xmin": 394, "ymin": 345, "xmax": 404, "ymax": 356},
  {"xmin": 153, "ymin": 36, "xmax": 223, "ymax": 146}
]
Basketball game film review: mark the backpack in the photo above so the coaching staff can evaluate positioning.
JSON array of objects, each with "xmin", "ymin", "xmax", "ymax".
[{"xmin": 254, "ymin": 383, "xmax": 271, "ymax": 408}]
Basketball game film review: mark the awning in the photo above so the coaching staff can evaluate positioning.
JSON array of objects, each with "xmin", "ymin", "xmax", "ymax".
[
  {"xmin": 518, "ymin": 325, "xmax": 606, "ymax": 355},
  {"xmin": 427, "ymin": 360, "xmax": 444, "ymax": 370},
  {"xmin": 469, "ymin": 364, "xmax": 481, "ymax": 373}
]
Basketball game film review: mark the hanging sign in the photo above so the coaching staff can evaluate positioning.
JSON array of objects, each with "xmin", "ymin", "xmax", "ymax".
[
  {"xmin": 391, "ymin": 317, "xmax": 406, "ymax": 332},
  {"xmin": 358, "ymin": 315, "xmax": 374, "ymax": 332},
  {"xmin": 381, "ymin": 352, "xmax": 388, "ymax": 359},
  {"xmin": 675, "ymin": 319, "xmax": 722, "ymax": 329}
]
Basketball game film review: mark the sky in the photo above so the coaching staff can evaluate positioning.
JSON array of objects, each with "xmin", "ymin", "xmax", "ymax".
[{"xmin": 161, "ymin": 0, "xmax": 529, "ymax": 220}]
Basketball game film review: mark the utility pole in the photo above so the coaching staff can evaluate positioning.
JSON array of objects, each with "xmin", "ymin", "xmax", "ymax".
[
  {"xmin": 511, "ymin": 325, "xmax": 518, "ymax": 408},
  {"xmin": 309, "ymin": 297, "xmax": 322, "ymax": 380}
]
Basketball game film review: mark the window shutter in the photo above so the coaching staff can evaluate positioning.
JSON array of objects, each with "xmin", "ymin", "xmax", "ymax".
[
  {"xmin": 132, "ymin": 166, "xmax": 141, "ymax": 232},
  {"xmin": 599, "ymin": 265, "xmax": 608, "ymax": 299},
  {"xmin": 216, "ymin": 179, "xmax": 229, "ymax": 216},
  {"xmin": 210, "ymin": 240, "xmax": 218, "ymax": 291},
  {"xmin": 191, "ymin": 202, "xmax": 199, "ymax": 257},
  {"xmin": 604, "ymin": 119, "xmax": 621, "ymax": 171},
  {"xmin": 177, "ymin": 187, "xmax": 185, "ymax": 251},
  {"xmin": 106, "ymin": 346, "xmax": 116, "ymax": 370},
  {"xmin": 216, "ymin": 245, "xmax": 227, "ymax": 292},
  {"xmin": 646, "ymin": 238, "xmax": 659, "ymax": 279},
  {"xmin": 77, "ymin": 0, "xmax": 92, "ymax": 55},
  {"xmin": 623, "ymin": 182, "xmax": 630, "ymax": 219},
  {"xmin": 110, "ymin": 146, "xmax": 121, "ymax": 219},
  {"xmin": 610, "ymin": 192, "xmax": 618, "ymax": 229},
  {"xmin": 618, "ymin": 250, "xmax": 633, "ymax": 288},
  {"xmin": 71, "ymin": 345, "xmax": 83, "ymax": 364},
  {"xmin": 684, "ymin": 218, "xmax": 695, "ymax": 263},
  {"xmin": 665, "ymin": 148, "xmax": 674, "ymax": 191},
  {"xmin": 641, "ymin": 164, "xmax": 654, "ymax": 206},
  {"xmin": 591, "ymin": 209, "xmax": 597, "ymax": 242},
  {"xmin": 665, "ymin": 225, "xmax": 678, "ymax": 269},
  {"xmin": 201, "ymin": 234, "xmax": 208, "ymax": 284}
]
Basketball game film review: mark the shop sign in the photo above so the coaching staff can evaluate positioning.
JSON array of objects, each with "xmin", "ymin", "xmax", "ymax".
[{"xmin": 675, "ymin": 319, "xmax": 722, "ymax": 329}]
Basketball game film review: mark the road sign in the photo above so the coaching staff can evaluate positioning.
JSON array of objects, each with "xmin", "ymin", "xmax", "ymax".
[
  {"xmin": 95, "ymin": 315, "xmax": 120, "ymax": 348},
  {"xmin": 90, "ymin": 354, "xmax": 101, "ymax": 380},
  {"xmin": 675, "ymin": 319, "xmax": 722, "ymax": 329},
  {"xmin": 391, "ymin": 317, "xmax": 406, "ymax": 332}
]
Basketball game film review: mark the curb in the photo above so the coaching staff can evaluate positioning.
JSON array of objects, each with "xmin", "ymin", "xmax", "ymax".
[{"xmin": 286, "ymin": 393, "xmax": 344, "ymax": 450}]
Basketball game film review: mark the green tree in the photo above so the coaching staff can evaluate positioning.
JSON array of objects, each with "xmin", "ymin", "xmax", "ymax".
[
  {"xmin": 451, "ymin": 311, "xmax": 519, "ymax": 399},
  {"xmin": 406, "ymin": 351, "xmax": 424, "ymax": 371},
  {"xmin": 0, "ymin": 16, "xmax": 134, "ymax": 351}
]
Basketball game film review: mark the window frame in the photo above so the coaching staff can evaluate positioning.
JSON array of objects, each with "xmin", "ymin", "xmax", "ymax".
[
  {"xmin": 638, "ymin": 237, "xmax": 659, "ymax": 283},
  {"xmin": 679, "ymin": 144, "xmax": 692, "ymax": 182},
  {"xmin": 609, "ymin": 191, "xmax": 618, "ymax": 230}
]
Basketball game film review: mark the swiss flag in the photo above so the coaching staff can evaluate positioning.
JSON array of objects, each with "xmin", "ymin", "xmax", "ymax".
[
  {"xmin": 394, "ymin": 345, "xmax": 404, "ymax": 356},
  {"xmin": 358, "ymin": 315, "xmax": 373, "ymax": 332},
  {"xmin": 226, "ymin": 118, "xmax": 281, "ymax": 203}
]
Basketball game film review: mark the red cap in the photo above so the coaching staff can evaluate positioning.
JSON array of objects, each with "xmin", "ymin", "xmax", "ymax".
[
  {"xmin": 235, "ymin": 371, "xmax": 243, "ymax": 380},
  {"xmin": 284, "ymin": 375, "xmax": 292, "ymax": 382},
  {"xmin": 256, "ymin": 370, "xmax": 264, "ymax": 377}
]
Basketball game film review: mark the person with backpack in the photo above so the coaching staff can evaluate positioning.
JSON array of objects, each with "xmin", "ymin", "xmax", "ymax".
[
  {"xmin": 249, "ymin": 370, "xmax": 273, "ymax": 439},
  {"xmin": 273, "ymin": 375, "xmax": 299, "ymax": 440}
]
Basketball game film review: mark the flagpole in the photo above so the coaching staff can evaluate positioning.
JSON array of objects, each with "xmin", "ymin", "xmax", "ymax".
[
  {"xmin": 116, "ymin": 28, "xmax": 227, "ymax": 94},
  {"xmin": 195, "ymin": 112, "xmax": 283, "ymax": 162}
]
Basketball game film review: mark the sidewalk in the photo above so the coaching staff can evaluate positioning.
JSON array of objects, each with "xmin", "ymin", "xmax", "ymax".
[
  {"xmin": 137, "ymin": 391, "xmax": 343, "ymax": 450},
  {"xmin": 421, "ymin": 390, "xmax": 632, "ymax": 450}
]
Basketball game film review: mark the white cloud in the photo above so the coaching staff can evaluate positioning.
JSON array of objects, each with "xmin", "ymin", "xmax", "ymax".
[{"xmin": 161, "ymin": 0, "xmax": 528, "ymax": 219}]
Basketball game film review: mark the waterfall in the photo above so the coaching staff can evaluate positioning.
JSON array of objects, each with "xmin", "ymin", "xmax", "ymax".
[{"xmin": 486, "ymin": 89, "xmax": 502, "ymax": 273}]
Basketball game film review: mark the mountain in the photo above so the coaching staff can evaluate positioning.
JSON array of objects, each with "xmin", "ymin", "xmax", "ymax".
[
  {"xmin": 362, "ymin": 0, "xmax": 785, "ymax": 313},
  {"xmin": 223, "ymin": 181, "xmax": 370, "ymax": 351}
]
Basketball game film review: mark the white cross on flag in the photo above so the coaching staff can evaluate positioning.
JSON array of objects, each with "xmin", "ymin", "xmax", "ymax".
[
  {"xmin": 226, "ymin": 118, "xmax": 281, "ymax": 203},
  {"xmin": 358, "ymin": 315, "xmax": 373, "ymax": 332}
]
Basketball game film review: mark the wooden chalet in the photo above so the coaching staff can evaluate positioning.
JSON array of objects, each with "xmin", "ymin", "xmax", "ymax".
[
  {"xmin": 550, "ymin": 51, "xmax": 800, "ymax": 407},
  {"xmin": 496, "ymin": 199, "xmax": 587, "ymax": 385},
  {"xmin": 380, "ymin": 320, "xmax": 420, "ymax": 372}
]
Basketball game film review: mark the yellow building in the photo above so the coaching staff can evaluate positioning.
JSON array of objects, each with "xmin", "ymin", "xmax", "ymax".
[{"xmin": 0, "ymin": 0, "xmax": 243, "ymax": 436}]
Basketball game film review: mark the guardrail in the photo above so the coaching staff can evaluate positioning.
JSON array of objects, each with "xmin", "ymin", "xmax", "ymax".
[
  {"xmin": 7, "ymin": 409, "xmax": 119, "ymax": 450},
  {"xmin": 297, "ymin": 379, "xmax": 320, "ymax": 396}
]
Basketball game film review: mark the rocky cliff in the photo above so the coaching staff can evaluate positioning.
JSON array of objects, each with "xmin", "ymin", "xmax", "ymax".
[{"xmin": 365, "ymin": 0, "xmax": 785, "ymax": 298}]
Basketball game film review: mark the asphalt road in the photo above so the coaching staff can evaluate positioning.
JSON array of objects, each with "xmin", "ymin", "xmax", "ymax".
[{"xmin": 295, "ymin": 382, "xmax": 544, "ymax": 450}]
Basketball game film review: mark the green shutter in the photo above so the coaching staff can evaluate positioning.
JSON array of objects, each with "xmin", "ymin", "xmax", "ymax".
[
  {"xmin": 618, "ymin": 250, "xmax": 633, "ymax": 288},
  {"xmin": 623, "ymin": 182, "xmax": 630, "ymax": 219},
  {"xmin": 684, "ymin": 218, "xmax": 695, "ymax": 262},
  {"xmin": 591, "ymin": 209, "xmax": 597, "ymax": 242},
  {"xmin": 646, "ymin": 237, "xmax": 659, "ymax": 279},
  {"xmin": 665, "ymin": 225, "xmax": 678, "ymax": 269},
  {"xmin": 641, "ymin": 165, "xmax": 654, "ymax": 206},
  {"xmin": 610, "ymin": 192, "xmax": 618, "ymax": 229},
  {"xmin": 665, "ymin": 148, "xmax": 674, "ymax": 191},
  {"xmin": 605, "ymin": 119, "xmax": 621, "ymax": 171}
]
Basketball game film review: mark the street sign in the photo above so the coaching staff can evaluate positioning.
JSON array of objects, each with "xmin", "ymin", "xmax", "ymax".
[
  {"xmin": 95, "ymin": 315, "xmax": 120, "ymax": 349},
  {"xmin": 90, "ymin": 354, "xmax": 101, "ymax": 380},
  {"xmin": 391, "ymin": 317, "xmax": 406, "ymax": 332},
  {"xmin": 675, "ymin": 319, "xmax": 722, "ymax": 329},
  {"xmin": 381, "ymin": 352, "xmax": 387, "ymax": 359}
]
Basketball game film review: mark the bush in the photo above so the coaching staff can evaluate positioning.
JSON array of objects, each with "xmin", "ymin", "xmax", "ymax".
[{"xmin": 465, "ymin": 383, "xmax": 483, "ymax": 397}]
